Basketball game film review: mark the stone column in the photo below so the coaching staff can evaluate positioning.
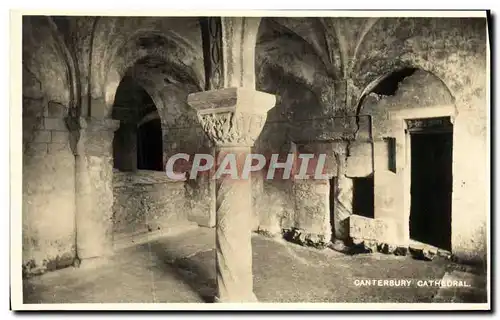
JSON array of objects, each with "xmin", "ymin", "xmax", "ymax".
[
  {"xmin": 187, "ymin": 87, "xmax": 275, "ymax": 302},
  {"xmin": 333, "ymin": 150, "xmax": 353, "ymax": 241},
  {"xmin": 214, "ymin": 145, "xmax": 255, "ymax": 302},
  {"xmin": 71, "ymin": 117, "xmax": 120, "ymax": 262},
  {"xmin": 334, "ymin": 174, "xmax": 353, "ymax": 241}
]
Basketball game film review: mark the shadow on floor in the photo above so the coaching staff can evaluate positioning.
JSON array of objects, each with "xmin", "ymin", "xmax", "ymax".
[{"xmin": 137, "ymin": 241, "xmax": 217, "ymax": 302}]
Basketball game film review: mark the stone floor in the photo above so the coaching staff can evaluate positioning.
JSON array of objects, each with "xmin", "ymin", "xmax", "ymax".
[{"xmin": 23, "ymin": 227, "xmax": 488, "ymax": 304}]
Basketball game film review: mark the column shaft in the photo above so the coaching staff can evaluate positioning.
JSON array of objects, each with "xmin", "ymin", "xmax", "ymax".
[
  {"xmin": 215, "ymin": 146, "xmax": 257, "ymax": 302},
  {"xmin": 74, "ymin": 118, "xmax": 118, "ymax": 261}
]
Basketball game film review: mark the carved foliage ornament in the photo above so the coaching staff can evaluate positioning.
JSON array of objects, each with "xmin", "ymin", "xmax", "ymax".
[{"xmin": 198, "ymin": 111, "xmax": 267, "ymax": 147}]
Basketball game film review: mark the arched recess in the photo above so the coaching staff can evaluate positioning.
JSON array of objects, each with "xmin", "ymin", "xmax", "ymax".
[
  {"xmin": 22, "ymin": 16, "xmax": 77, "ymax": 148},
  {"xmin": 104, "ymin": 23, "xmax": 216, "ymax": 237},
  {"xmin": 350, "ymin": 17, "xmax": 486, "ymax": 112},
  {"xmin": 357, "ymin": 67, "xmax": 458, "ymax": 252},
  {"xmin": 111, "ymin": 73, "xmax": 163, "ymax": 172},
  {"xmin": 90, "ymin": 17, "xmax": 205, "ymax": 118},
  {"xmin": 349, "ymin": 17, "xmax": 488, "ymax": 260}
]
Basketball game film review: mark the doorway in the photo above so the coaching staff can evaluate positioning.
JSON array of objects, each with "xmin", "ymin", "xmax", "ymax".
[
  {"xmin": 353, "ymin": 176, "xmax": 374, "ymax": 219},
  {"xmin": 409, "ymin": 117, "xmax": 453, "ymax": 250},
  {"xmin": 137, "ymin": 118, "xmax": 164, "ymax": 171}
]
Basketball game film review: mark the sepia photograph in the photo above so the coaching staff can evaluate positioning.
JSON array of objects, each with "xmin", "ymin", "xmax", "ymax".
[{"xmin": 10, "ymin": 9, "xmax": 491, "ymax": 311}]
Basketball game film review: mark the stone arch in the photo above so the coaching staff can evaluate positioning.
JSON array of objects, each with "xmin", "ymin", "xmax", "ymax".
[
  {"xmin": 355, "ymin": 66, "xmax": 456, "ymax": 120},
  {"xmin": 354, "ymin": 66, "xmax": 482, "ymax": 256},
  {"xmin": 89, "ymin": 17, "xmax": 204, "ymax": 118},
  {"xmin": 111, "ymin": 72, "xmax": 163, "ymax": 172},
  {"xmin": 22, "ymin": 16, "xmax": 78, "ymax": 147},
  {"xmin": 45, "ymin": 16, "xmax": 79, "ymax": 116},
  {"xmin": 107, "ymin": 41, "xmax": 208, "ymax": 174},
  {"xmin": 350, "ymin": 17, "xmax": 487, "ymax": 110},
  {"xmin": 103, "ymin": 49, "xmax": 203, "ymax": 118}
]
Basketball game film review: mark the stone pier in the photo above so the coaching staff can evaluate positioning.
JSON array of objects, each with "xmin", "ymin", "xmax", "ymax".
[
  {"xmin": 71, "ymin": 117, "xmax": 120, "ymax": 261},
  {"xmin": 187, "ymin": 87, "xmax": 275, "ymax": 303}
]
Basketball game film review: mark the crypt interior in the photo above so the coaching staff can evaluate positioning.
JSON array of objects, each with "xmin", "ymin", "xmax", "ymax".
[{"xmin": 21, "ymin": 15, "xmax": 488, "ymax": 304}]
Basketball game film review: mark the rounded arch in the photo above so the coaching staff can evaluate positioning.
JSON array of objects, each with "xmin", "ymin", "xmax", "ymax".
[
  {"xmin": 45, "ymin": 16, "xmax": 79, "ymax": 115},
  {"xmin": 90, "ymin": 18, "xmax": 204, "ymax": 117},
  {"xmin": 22, "ymin": 16, "xmax": 75, "ymax": 106},
  {"xmin": 103, "ymin": 51, "xmax": 203, "ymax": 119},
  {"xmin": 111, "ymin": 72, "xmax": 164, "ymax": 172},
  {"xmin": 109, "ymin": 49, "xmax": 204, "ymax": 173},
  {"xmin": 355, "ymin": 66, "xmax": 456, "ymax": 117},
  {"xmin": 350, "ymin": 17, "xmax": 486, "ymax": 108},
  {"xmin": 22, "ymin": 16, "xmax": 78, "ymax": 150}
]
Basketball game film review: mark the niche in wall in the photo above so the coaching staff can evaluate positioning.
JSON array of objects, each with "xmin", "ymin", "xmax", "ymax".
[{"xmin": 352, "ymin": 175, "xmax": 374, "ymax": 219}]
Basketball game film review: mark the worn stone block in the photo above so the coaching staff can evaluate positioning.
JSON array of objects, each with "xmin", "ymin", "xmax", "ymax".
[
  {"xmin": 296, "ymin": 141, "xmax": 344, "ymax": 178},
  {"xmin": 24, "ymin": 142, "xmax": 48, "ymax": 156},
  {"xmin": 48, "ymin": 143, "xmax": 69, "ymax": 154},
  {"xmin": 356, "ymin": 115, "xmax": 372, "ymax": 141},
  {"xmin": 409, "ymin": 244, "xmax": 438, "ymax": 261},
  {"xmin": 346, "ymin": 141, "xmax": 373, "ymax": 177},
  {"xmin": 255, "ymin": 180, "xmax": 293, "ymax": 235},
  {"xmin": 43, "ymin": 117, "xmax": 67, "ymax": 131},
  {"xmin": 328, "ymin": 239, "xmax": 349, "ymax": 253},
  {"xmin": 112, "ymin": 170, "xmax": 192, "ymax": 238},
  {"xmin": 32, "ymin": 130, "xmax": 51, "ymax": 143},
  {"xmin": 348, "ymin": 214, "xmax": 397, "ymax": 243},
  {"xmin": 185, "ymin": 174, "xmax": 215, "ymax": 227},
  {"xmin": 349, "ymin": 239, "xmax": 378, "ymax": 254},
  {"xmin": 51, "ymin": 131, "xmax": 69, "ymax": 143},
  {"xmin": 293, "ymin": 179, "xmax": 331, "ymax": 238},
  {"xmin": 378, "ymin": 243, "xmax": 397, "ymax": 254},
  {"xmin": 283, "ymin": 228, "xmax": 328, "ymax": 248},
  {"xmin": 47, "ymin": 101, "xmax": 67, "ymax": 117},
  {"xmin": 22, "ymin": 144, "xmax": 76, "ymax": 277},
  {"xmin": 394, "ymin": 246, "xmax": 408, "ymax": 256}
]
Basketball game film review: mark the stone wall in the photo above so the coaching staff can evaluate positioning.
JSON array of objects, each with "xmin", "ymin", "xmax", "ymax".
[
  {"xmin": 252, "ymin": 172, "xmax": 295, "ymax": 235},
  {"xmin": 22, "ymin": 16, "xmax": 77, "ymax": 276},
  {"xmin": 254, "ymin": 17, "xmax": 488, "ymax": 263},
  {"xmin": 361, "ymin": 70, "xmax": 487, "ymax": 263},
  {"xmin": 112, "ymin": 170, "xmax": 193, "ymax": 240},
  {"xmin": 23, "ymin": 118, "xmax": 76, "ymax": 276},
  {"xmin": 20, "ymin": 16, "xmax": 488, "ymax": 270}
]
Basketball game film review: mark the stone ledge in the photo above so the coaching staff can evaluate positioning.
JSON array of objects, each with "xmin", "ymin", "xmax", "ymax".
[
  {"xmin": 113, "ymin": 169, "xmax": 187, "ymax": 187},
  {"xmin": 112, "ymin": 222, "xmax": 199, "ymax": 251},
  {"xmin": 348, "ymin": 214, "xmax": 398, "ymax": 244}
]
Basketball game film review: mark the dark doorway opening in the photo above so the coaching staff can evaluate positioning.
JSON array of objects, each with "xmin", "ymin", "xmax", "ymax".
[
  {"xmin": 111, "ymin": 74, "xmax": 164, "ymax": 172},
  {"xmin": 409, "ymin": 118, "xmax": 453, "ymax": 251},
  {"xmin": 329, "ymin": 177, "xmax": 337, "ymax": 242},
  {"xmin": 353, "ymin": 176, "xmax": 374, "ymax": 219},
  {"xmin": 137, "ymin": 118, "xmax": 163, "ymax": 171}
]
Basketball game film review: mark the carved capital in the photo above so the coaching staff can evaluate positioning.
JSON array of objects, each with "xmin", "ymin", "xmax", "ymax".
[
  {"xmin": 187, "ymin": 88, "xmax": 276, "ymax": 147},
  {"xmin": 73, "ymin": 117, "xmax": 120, "ymax": 157}
]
